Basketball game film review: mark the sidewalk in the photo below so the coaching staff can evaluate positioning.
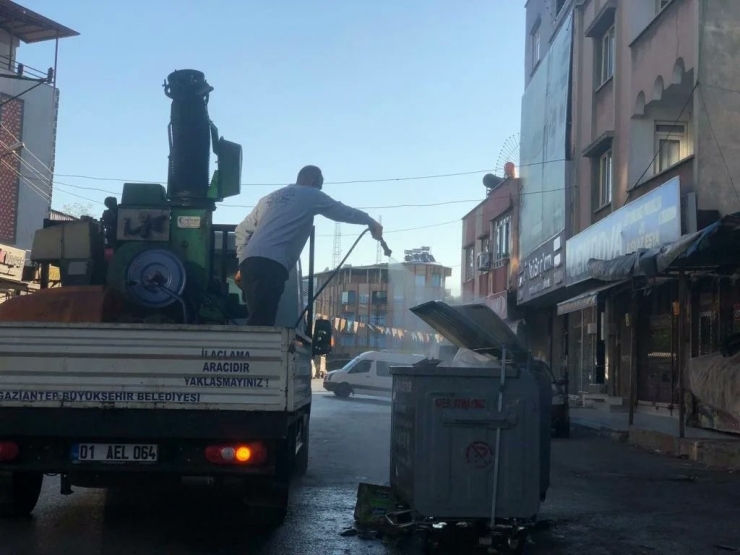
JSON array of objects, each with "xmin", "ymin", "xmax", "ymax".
[{"xmin": 570, "ymin": 406, "xmax": 740, "ymax": 470}]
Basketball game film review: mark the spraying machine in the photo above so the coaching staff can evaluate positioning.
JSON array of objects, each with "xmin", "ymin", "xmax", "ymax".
[
  {"xmin": 0, "ymin": 71, "xmax": 331, "ymax": 524},
  {"xmin": 26, "ymin": 70, "xmax": 249, "ymax": 325}
]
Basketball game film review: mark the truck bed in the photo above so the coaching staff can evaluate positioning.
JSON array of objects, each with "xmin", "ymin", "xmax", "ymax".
[{"xmin": 0, "ymin": 322, "xmax": 312, "ymax": 412}]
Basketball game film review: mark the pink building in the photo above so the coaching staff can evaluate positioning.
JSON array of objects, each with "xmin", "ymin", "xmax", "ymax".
[{"xmin": 460, "ymin": 173, "xmax": 520, "ymax": 321}]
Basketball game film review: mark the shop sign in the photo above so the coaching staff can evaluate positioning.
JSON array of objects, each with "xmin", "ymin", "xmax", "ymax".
[
  {"xmin": 517, "ymin": 232, "xmax": 565, "ymax": 304},
  {"xmin": 565, "ymin": 177, "xmax": 682, "ymax": 286},
  {"xmin": 0, "ymin": 243, "xmax": 26, "ymax": 283}
]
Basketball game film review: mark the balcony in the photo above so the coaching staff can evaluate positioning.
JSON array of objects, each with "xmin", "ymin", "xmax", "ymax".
[{"xmin": 0, "ymin": 53, "xmax": 51, "ymax": 83}]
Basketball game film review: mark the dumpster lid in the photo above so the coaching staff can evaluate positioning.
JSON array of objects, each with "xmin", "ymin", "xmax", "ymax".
[{"xmin": 410, "ymin": 301, "xmax": 531, "ymax": 364}]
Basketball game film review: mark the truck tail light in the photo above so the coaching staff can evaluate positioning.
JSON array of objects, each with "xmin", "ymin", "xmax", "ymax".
[
  {"xmin": 0, "ymin": 441, "xmax": 19, "ymax": 462},
  {"xmin": 205, "ymin": 442, "xmax": 267, "ymax": 465}
]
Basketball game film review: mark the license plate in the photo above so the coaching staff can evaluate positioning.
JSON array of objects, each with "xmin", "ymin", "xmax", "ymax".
[{"xmin": 71, "ymin": 444, "xmax": 158, "ymax": 463}]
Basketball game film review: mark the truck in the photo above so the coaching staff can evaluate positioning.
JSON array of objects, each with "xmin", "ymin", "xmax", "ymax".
[{"xmin": 0, "ymin": 70, "xmax": 332, "ymax": 524}]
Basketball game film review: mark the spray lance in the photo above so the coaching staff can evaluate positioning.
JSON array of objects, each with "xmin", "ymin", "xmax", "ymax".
[{"xmin": 295, "ymin": 231, "xmax": 392, "ymax": 328}]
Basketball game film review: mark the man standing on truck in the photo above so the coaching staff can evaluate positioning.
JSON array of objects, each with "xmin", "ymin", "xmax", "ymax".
[{"xmin": 234, "ymin": 165, "xmax": 383, "ymax": 326}]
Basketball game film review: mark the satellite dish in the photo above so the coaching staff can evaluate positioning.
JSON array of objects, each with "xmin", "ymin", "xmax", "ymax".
[{"xmin": 494, "ymin": 133, "xmax": 520, "ymax": 179}]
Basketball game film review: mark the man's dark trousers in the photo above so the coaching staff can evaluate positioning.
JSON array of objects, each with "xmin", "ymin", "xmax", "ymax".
[{"xmin": 239, "ymin": 257, "xmax": 289, "ymax": 326}]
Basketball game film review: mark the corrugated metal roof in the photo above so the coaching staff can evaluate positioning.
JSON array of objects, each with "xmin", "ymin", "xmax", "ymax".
[{"xmin": 0, "ymin": 0, "xmax": 78, "ymax": 44}]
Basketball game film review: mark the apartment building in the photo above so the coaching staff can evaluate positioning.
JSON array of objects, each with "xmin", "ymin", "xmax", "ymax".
[
  {"xmin": 461, "ymin": 171, "xmax": 520, "ymax": 323},
  {"xmin": 517, "ymin": 0, "xmax": 740, "ymax": 433},
  {"xmin": 313, "ymin": 248, "xmax": 452, "ymax": 360},
  {"xmin": 516, "ymin": 0, "xmax": 576, "ymax": 370},
  {"xmin": 0, "ymin": 1, "xmax": 78, "ymax": 252}
]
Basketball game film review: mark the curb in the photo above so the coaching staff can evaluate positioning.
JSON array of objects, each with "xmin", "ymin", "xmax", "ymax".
[
  {"xmin": 571, "ymin": 422, "xmax": 740, "ymax": 471},
  {"xmin": 571, "ymin": 421, "xmax": 628, "ymax": 443}
]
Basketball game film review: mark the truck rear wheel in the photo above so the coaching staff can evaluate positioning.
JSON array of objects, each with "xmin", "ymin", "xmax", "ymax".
[
  {"xmin": 245, "ymin": 431, "xmax": 294, "ymax": 528},
  {"xmin": 0, "ymin": 472, "xmax": 43, "ymax": 518},
  {"xmin": 294, "ymin": 419, "xmax": 309, "ymax": 477}
]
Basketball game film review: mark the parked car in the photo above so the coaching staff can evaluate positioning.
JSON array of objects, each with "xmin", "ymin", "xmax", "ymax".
[{"xmin": 323, "ymin": 351, "xmax": 426, "ymax": 398}]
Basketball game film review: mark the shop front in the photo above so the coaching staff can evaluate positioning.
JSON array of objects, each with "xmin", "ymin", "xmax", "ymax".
[
  {"xmin": 516, "ymin": 232, "xmax": 569, "ymax": 380},
  {"xmin": 563, "ymin": 177, "xmax": 684, "ymax": 404}
]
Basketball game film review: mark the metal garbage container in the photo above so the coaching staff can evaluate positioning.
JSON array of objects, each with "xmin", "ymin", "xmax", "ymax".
[{"xmin": 389, "ymin": 300, "xmax": 551, "ymax": 527}]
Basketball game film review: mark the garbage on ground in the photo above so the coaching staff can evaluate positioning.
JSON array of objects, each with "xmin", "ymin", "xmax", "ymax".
[{"xmin": 353, "ymin": 482, "xmax": 407, "ymax": 528}]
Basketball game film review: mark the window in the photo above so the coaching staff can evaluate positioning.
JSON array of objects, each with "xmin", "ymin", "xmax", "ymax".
[
  {"xmin": 347, "ymin": 359, "xmax": 372, "ymax": 374},
  {"xmin": 464, "ymin": 246, "xmax": 475, "ymax": 281},
  {"xmin": 655, "ymin": 122, "xmax": 688, "ymax": 173},
  {"xmin": 369, "ymin": 334, "xmax": 387, "ymax": 349},
  {"xmin": 598, "ymin": 150, "xmax": 613, "ymax": 207},
  {"xmin": 415, "ymin": 274, "xmax": 425, "ymax": 287},
  {"xmin": 481, "ymin": 236, "xmax": 490, "ymax": 253},
  {"xmin": 371, "ymin": 291, "xmax": 387, "ymax": 305},
  {"xmin": 359, "ymin": 292, "xmax": 369, "ymax": 305},
  {"xmin": 494, "ymin": 216, "xmax": 511, "ymax": 261},
  {"xmin": 376, "ymin": 361, "xmax": 391, "ymax": 378},
  {"xmin": 656, "ymin": 0, "xmax": 672, "ymax": 13},
  {"xmin": 430, "ymin": 273, "xmax": 442, "ymax": 288},
  {"xmin": 599, "ymin": 26, "xmax": 615, "ymax": 85},
  {"xmin": 372, "ymin": 312, "xmax": 386, "ymax": 326},
  {"xmin": 531, "ymin": 26, "xmax": 541, "ymax": 67},
  {"xmin": 341, "ymin": 291, "xmax": 356, "ymax": 305}
]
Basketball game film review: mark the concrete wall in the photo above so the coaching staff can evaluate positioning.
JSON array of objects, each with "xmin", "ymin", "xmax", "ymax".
[
  {"xmin": 695, "ymin": 0, "xmax": 740, "ymax": 215},
  {"xmin": 0, "ymin": 30, "xmax": 18, "ymax": 71},
  {"xmin": 629, "ymin": 0, "xmax": 696, "ymax": 131},
  {"xmin": 0, "ymin": 75, "xmax": 57, "ymax": 251},
  {"xmin": 16, "ymin": 83, "xmax": 57, "ymax": 251},
  {"xmin": 572, "ymin": 0, "xmax": 699, "ymax": 231}
]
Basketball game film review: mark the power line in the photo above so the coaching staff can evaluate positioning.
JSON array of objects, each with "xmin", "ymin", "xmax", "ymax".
[
  {"xmin": 316, "ymin": 218, "xmax": 461, "ymax": 237},
  {"xmin": 697, "ymin": 85, "xmax": 740, "ymax": 206},
  {"xmin": 1, "ymin": 160, "xmax": 50, "ymax": 203},
  {"xmin": 0, "ymin": 80, "xmax": 45, "ymax": 111},
  {"xmin": 1, "ymin": 123, "xmax": 55, "ymax": 176},
  {"xmin": 50, "ymin": 183, "xmax": 576, "ymax": 211},
  {"xmin": 50, "ymin": 158, "xmax": 568, "ymax": 189},
  {"xmin": 47, "ymin": 184, "xmax": 467, "ymax": 238}
]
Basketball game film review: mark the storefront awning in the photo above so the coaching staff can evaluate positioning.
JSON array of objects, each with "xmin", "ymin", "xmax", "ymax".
[
  {"xmin": 587, "ymin": 212, "xmax": 740, "ymax": 280},
  {"xmin": 556, "ymin": 281, "xmax": 628, "ymax": 316}
]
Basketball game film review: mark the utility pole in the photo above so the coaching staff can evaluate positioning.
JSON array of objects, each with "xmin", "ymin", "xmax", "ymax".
[{"xmin": 332, "ymin": 222, "xmax": 341, "ymax": 268}]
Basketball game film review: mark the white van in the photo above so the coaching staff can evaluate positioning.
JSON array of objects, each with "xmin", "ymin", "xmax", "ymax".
[{"xmin": 322, "ymin": 351, "xmax": 425, "ymax": 398}]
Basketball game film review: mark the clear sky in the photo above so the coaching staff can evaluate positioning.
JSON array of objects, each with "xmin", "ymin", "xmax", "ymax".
[{"xmin": 19, "ymin": 0, "xmax": 524, "ymax": 295}]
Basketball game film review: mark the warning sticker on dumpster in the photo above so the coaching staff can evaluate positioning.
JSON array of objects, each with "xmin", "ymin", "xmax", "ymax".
[{"xmin": 465, "ymin": 441, "xmax": 493, "ymax": 468}]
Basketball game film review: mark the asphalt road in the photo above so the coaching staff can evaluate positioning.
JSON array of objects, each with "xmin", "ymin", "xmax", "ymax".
[{"xmin": 2, "ymin": 385, "xmax": 740, "ymax": 555}]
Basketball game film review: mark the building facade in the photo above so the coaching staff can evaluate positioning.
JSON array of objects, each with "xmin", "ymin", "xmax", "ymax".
[
  {"xmin": 513, "ymin": 0, "xmax": 740, "ymax": 433},
  {"xmin": 461, "ymin": 173, "xmax": 520, "ymax": 322},
  {"xmin": 0, "ymin": 1, "xmax": 78, "ymax": 253},
  {"xmin": 314, "ymin": 249, "xmax": 452, "ymax": 360},
  {"xmin": 515, "ymin": 0, "xmax": 577, "ymax": 371}
]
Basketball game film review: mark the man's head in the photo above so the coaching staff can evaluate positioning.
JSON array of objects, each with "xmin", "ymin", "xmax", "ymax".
[{"xmin": 297, "ymin": 165, "xmax": 324, "ymax": 190}]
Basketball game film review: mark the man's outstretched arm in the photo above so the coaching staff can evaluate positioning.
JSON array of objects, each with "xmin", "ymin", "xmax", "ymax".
[{"xmin": 313, "ymin": 191, "xmax": 383, "ymax": 238}]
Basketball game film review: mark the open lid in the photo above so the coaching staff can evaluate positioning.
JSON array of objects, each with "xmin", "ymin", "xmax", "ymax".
[{"xmin": 410, "ymin": 300, "xmax": 531, "ymax": 365}]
